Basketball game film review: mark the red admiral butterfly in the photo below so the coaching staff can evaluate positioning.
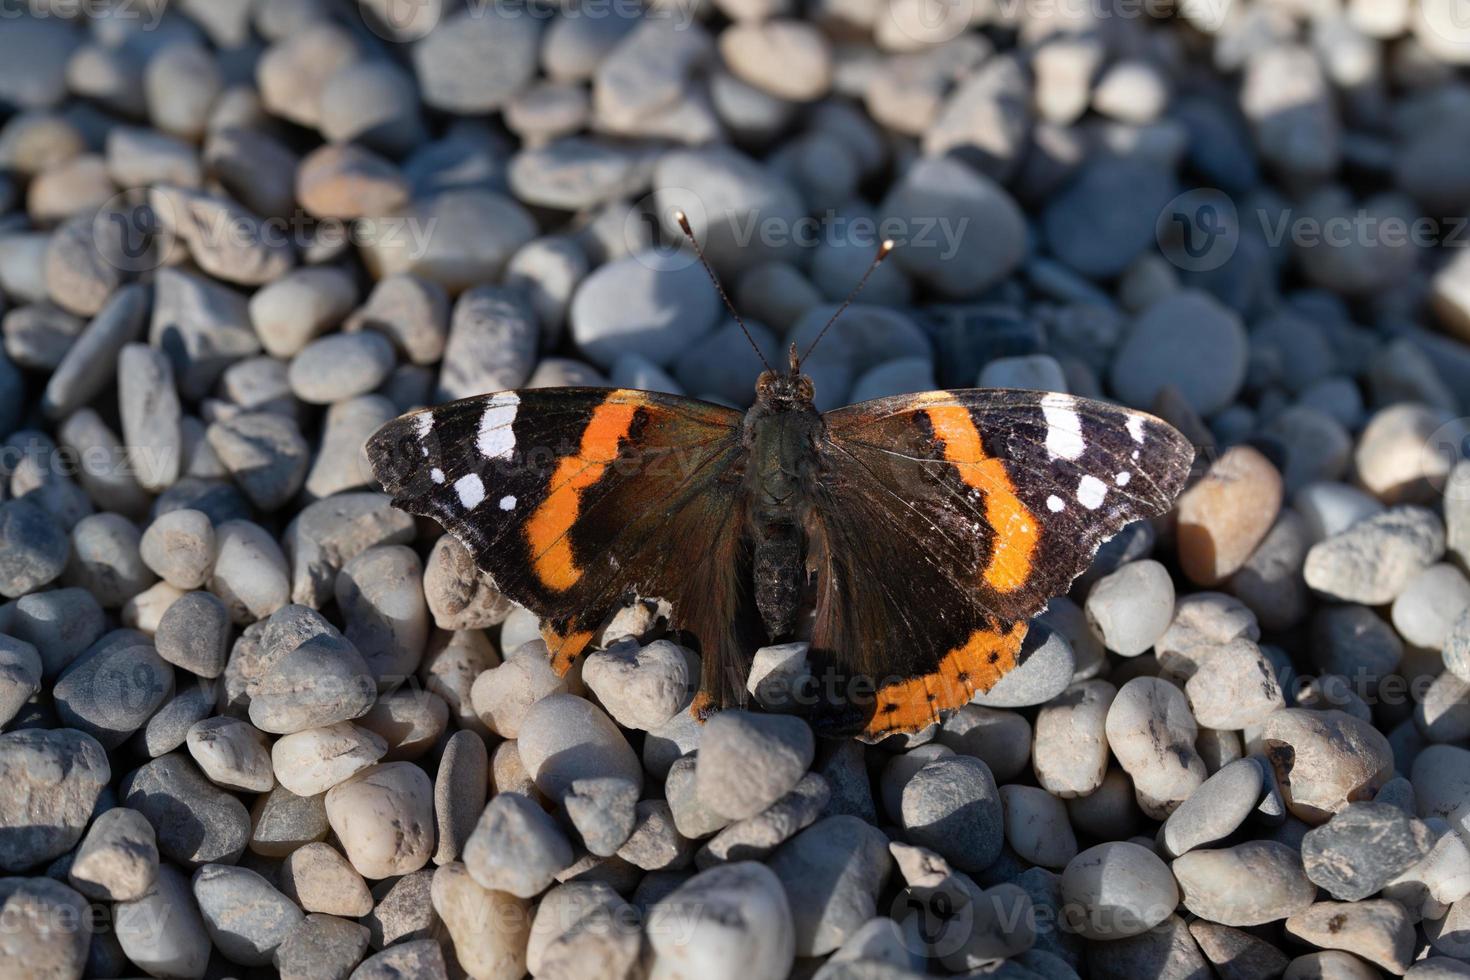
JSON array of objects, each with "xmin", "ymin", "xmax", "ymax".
[{"xmin": 368, "ymin": 217, "xmax": 1194, "ymax": 739}]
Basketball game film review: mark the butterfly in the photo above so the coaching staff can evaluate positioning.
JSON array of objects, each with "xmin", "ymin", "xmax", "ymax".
[{"xmin": 367, "ymin": 218, "xmax": 1195, "ymax": 740}]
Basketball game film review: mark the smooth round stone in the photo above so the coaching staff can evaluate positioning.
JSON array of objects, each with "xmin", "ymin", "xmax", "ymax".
[
  {"xmin": 569, "ymin": 250, "xmax": 721, "ymax": 369},
  {"xmin": 1411, "ymin": 745, "xmax": 1470, "ymax": 839},
  {"xmin": 879, "ymin": 744, "xmax": 952, "ymax": 823},
  {"xmin": 1286, "ymin": 900, "xmax": 1415, "ymax": 974},
  {"xmin": 280, "ymin": 842, "xmax": 374, "ymax": 917},
  {"xmin": 283, "ymin": 492, "xmax": 414, "ymax": 609},
  {"xmin": 1161, "ymin": 758, "xmax": 1264, "ymax": 857},
  {"xmin": 423, "ymin": 628, "xmax": 498, "ymax": 735},
  {"xmin": 1173, "ymin": 839, "xmax": 1317, "ymax": 927},
  {"xmin": 767, "ymin": 816, "xmax": 889, "ymax": 957},
  {"xmin": 272, "ymin": 723, "xmax": 387, "ymax": 797},
  {"xmin": 346, "ymin": 274, "xmax": 449, "ymax": 368},
  {"xmin": 1393, "ymin": 563, "xmax": 1470, "ymax": 651},
  {"xmin": 360, "ymin": 189, "xmax": 537, "ymax": 295},
  {"xmin": 1229, "ymin": 508, "xmax": 1311, "ymax": 632},
  {"xmin": 55, "ymin": 630, "xmax": 173, "ymax": 750},
  {"xmin": 274, "ymin": 914, "xmax": 371, "ymax": 980},
  {"xmin": 463, "ymin": 791, "xmax": 575, "ymax": 898},
  {"xmin": 719, "ymin": 20, "xmax": 832, "ymax": 101},
  {"xmin": 1061, "ymin": 841, "xmax": 1178, "ymax": 940},
  {"xmin": 1085, "ymin": 914, "xmax": 1211, "ymax": 979},
  {"xmin": 582, "ymin": 640, "xmax": 690, "ymax": 731},
  {"xmin": 319, "ymin": 60, "xmax": 424, "ymax": 155},
  {"xmin": 155, "ymin": 590, "xmax": 230, "ymax": 678},
  {"xmin": 1259, "ymin": 709, "xmax": 1394, "ymax": 823},
  {"xmin": 528, "ymin": 881, "xmax": 635, "ymax": 976},
  {"xmin": 68, "ymin": 806, "xmax": 158, "ymax": 903},
  {"xmin": 972, "ymin": 623, "xmax": 1075, "ymax": 708},
  {"xmin": 937, "ymin": 704, "xmax": 1032, "ymax": 783},
  {"xmin": 0, "ymin": 499, "xmax": 69, "ymax": 598},
  {"xmin": 412, "ymin": 8, "xmax": 540, "ymax": 113},
  {"xmin": 62, "ymin": 512, "xmax": 154, "ymax": 607},
  {"xmin": 125, "ymin": 753, "xmax": 251, "ymax": 868},
  {"xmin": 248, "ymin": 785, "xmax": 330, "ymax": 858},
  {"xmin": 431, "ymin": 863, "xmax": 532, "ymax": 980},
  {"xmin": 900, "ymin": 755, "xmax": 1003, "ymax": 872},
  {"xmin": 141, "ymin": 682, "xmax": 217, "ymax": 759},
  {"xmin": 139, "ymin": 509, "xmax": 215, "ymax": 591},
  {"xmin": 1000, "ymin": 785, "xmax": 1078, "ymax": 869},
  {"xmin": 247, "ymin": 632, "xmax": 376, "ymax": 735},
  {"xmin": 564, "ymin": 776, "xmax": 640, "ymax": 856},
  {"xmin": 255, "ymin": 22, "xmax": 360, "ymax": 127},
  {"xmin": 1305, "ymin": 505, "xmax": 1446, "ymax": 604},
  {"xmin": 434, "ymin": 730, "xmax": 488, "ymax": 865},
  {"xmin": 434, "ymin": 284, "xmax": 538, "ymax": 402},
  {"xmin": 695, "ymin": 711, "xmax": 814, "ymax": 822},
  {"xmin": 1105, "ymin": 677, "xmax": 1207, "ymax": 819},
  {"xmin": 1042, "ymin": 155, "xmax": 1179, "ymax": 279},
  {"xmin": 208, "ymin": 414, "xmax": 310, "ymax": 512},
  {"xmin": 1085, "ymin": 560, "xmax": 1175, "ymax": 656},
  {"xmin": 654, "ymin": 145, "xmax": 806, "ymax": 275},
  {"xmin": 336, "ymin": 545, "xmax": 427, "ymax": 685},
  {"xmin": 1301, "ymin": 802, "xmax": 1436, "ymax": 901},
  {"xmin": 1110, "ymin": 291, "xmax": 1247, "ymax": 415},
  {"xmin": 1184, "ymin": 639, "xmax": 1286, "ymax": 730},
  {"xmin": 359, "ymin": 688, "xmax": 449, "ymax": 762},
  {"xmin": 0, "ymin": 876, "xmax": 91, "ymax": 977},
  {"xmin": 1155, "ymin": 592, "xmax": 1261, "ymax": 680},
  {"xmin": 186, "ymin": 716, "xmax": 274, "ymax": 793},
  {"xmin": 0, "ymin": 728, "xmax": 110, "ymax": 871},
  {"xmin": 1173, "ymin": 446, "xmax": 1285, "ymax": 587},
  {"xmin": 192, "ymin": 864, "xmax": 303, "ymax": 967},
  {"xmin": 666, "ymin": 754, "xmax": 732, "ymax": 839},
  {"xmin": 1034, "ymin": 680, "xmax": 1116, "ymax": 797},
  {"xmin": 516, "ymin": 692, "xmax": 643, "ymax": 804},
  {"xmin": 250, "ymin": 267, "xmax": 358, "ymax": 359},
  {"xmin": 646, "ymin": 862, "xmax": 795, "ymax": 980},
  {"xmin": 325, "ymin": 762, "xmax": 435, "ymax": 880},
  {"xmin": 0, "ymin": 634, "xmax": 41, "ymax": 727},
  {"xmin": 1356, "ymin": 403, "xmax": 1461, "ymax": 504},
  {"xmin": 296, "ymin": 142, "xmax": 409, "ymax": 221},
  {"xmin": 115, "ymin": 865, "xmax": 211, "ymax": 980},
  {"xmin": 1408, "ymin": 960, "xmax": 1470, "ymax": 980},
  {"xmin": 1310, "ymin": 604, "xmax": 1403, "ymax": 684},
  {"xmin": 288, "ymin": 332, "xmax": 396, "ymax": 406}
]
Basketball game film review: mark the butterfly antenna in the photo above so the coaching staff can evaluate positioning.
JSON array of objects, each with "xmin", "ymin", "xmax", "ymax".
[
  {"xmin": 799, "ymin": 239, "xmax": 895, "ymax": 366},
  {"xmin": 673, "ymin": 210, "xmax": 773, "ymax": 374}
]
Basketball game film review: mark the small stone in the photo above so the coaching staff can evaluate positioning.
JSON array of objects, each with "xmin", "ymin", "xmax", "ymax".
[
  {"xmin": 1111, "ymin": 291, "xmax": 1248, "ymax": 416},
  {"xmin": 284, "ymin": 492, "xmax": 415, "ymax": 609},
  {"xmin": 325, "ymin": 762, "xmax": 435, "ymax": 880},
  {"xmin": 696, "ymin": 772, "xmax": 829, "ymax": 869},
  {"xmin": 582, "ymin": 640, "xmax": 690, "ymax": 731},
  {"xmin": 139, "ymin": 508, "xmax": 214, "ymax": 593},
  {"xmin": 0, "ymin": 877, "xmax": 91, "ymax": 979},
  {"xmin": 463, "ymin": 791, "xmax": 574, "ymax": 898},
  {"xmin": 249, "ymin": 267, "xmax": 358, "ymax": 360},
  {"xmin": 517, "ymin": 693, "xmax": 643, "ymax": 807},
  {"xmin": 187, "ymin": 715, "xmax": 274, "ymax": 793},
  {"xmin": 1357, "ymin": 403, "xmax": 1462, "ymax": 505},
  {"xmin": 1173, "ymin": 839, "xmax": 1317, "ymax": 927},
  {"xmin": 1305, "ymin": 505, "xmax": 1446, "ymax": 604},
  {"xmin": 1311, "ymin": 604, "xmax": 1403, "ymax": 685},
  {"xmin": 358, "ymin": 688, "xmax": 449, "ymax": 764},
  {"xmin": 1301, "ymin": 802, "xmax": 1436, "ymax": 901},
  {"xmin": 279, "ymin": 842, "xmax": 373, "ymax": 918},
  {"xmin": 922, "ymin": 54, "xmax": 1031, "ymax": 180},
  {"xmin": 359, "ymin": 189, "xmax": 537, "ymax": 294},
  {"xmin": 900, "ymin": 755, "xmax": 1002, "ymax": 873},
  {"xmin": 0, "ymin": 728, "xmax": 109, "ymax": 872},
  {"xmin": 937, "ymin": 704, "xmax": 1032, "ymax": 783},
  {"xmin": 431, "ymin": 862, "xmax": 532, "ymax": 980},
  {"xmin": 1426, "ymin": 896, "xmax": 1470, "ymax": 959},
  {"xmin": 345, "ymin": 274, "xmax": 449, "ymax": 368},
  {"xmin": 125, "ymin": 753, "xmax": 251, "ymax": 868},
  {"xmin": 351, "ymin": 938, "xmax": 447, "ymax": 980},
  {"xmin": 1085, "ymin": 560, "xmax": 1176, "ymax": 656},
  {"xmin": 155, "ymin": 591, "xmax": 230, "ymax": 678},
  {"xmin": 248, "ymin": 631, "xmax": 376, "ymax": 735},
  {"xmin": 207, "ymin": 412, "xmax": 311, "ymax": 511},
  {"xmin": 141, "ymin": 682, "xmax": 217, "ymax": 759},
  {"xmin": 255, "ymin": 22, "xmax": 360, "ymax": 128},
  {"xmin": 769, "ymin": 816, "xmax": 890, "ymax": 957},
  {"xmin": 320, "ymin": 60, "xmax": 424, "ymax": 155},
  {"xmin": 1000, "ymin": 785, "xmax": 1078, "ymax": 869},
  {"xmin": 1286, "ymin": 901, "xmax": 1414, "ymax": 974},
  {"xmin": 335, "ymin": 545, "xmax": 427, "ymax": 685},
  {"xmin": 1175, "ymin": 446, "xmax": 1284, "ymax": 587},
  {"xmin": 645, "ymin": 862, "xmax": 794, "ymax": 980},
  {"xmin": 1034, "ymin": 680, "xmax": 1116, "ymax": 798},
  {"xmin": 973, "ymin": 624, "xmax": 1075, "ymax": 708},
  {"xmin": 210, "ymin": 520, "xmax": 291, "ymax": 625},
  {"xmin": 564, "ymin": 776, "xmax": 640, "ymax": 856},
  {"xmin": 1260, "ymin": 709, "xmax": 1394, "ymax": 823},
  {"xmin": 0, "ymin": 635, "xmax": 41, "ymax": 727},
  {"xmin": 0, "ymin": 499, "xmax": 69, "ymax": 598},
  {"xmin": 433, "ymin": 731, "xmax": 488, "ymax": 866},
  {"xmin": 611, "ymin": 799, "xmax": 693, "ymax": 872},
  {"xmin": 1393, "ymin": 564, "xmax": 1470, "ymax": 651},
  {"xmin": 192, "ymin": 863, "xmax": 303, "ymax": 967},
  {"xmin": 1061, "ymin": 841, "xmax": 1178, "ymax": 940},
  {"xmin": 272, "ymin": 723, "xmax": 387, "ymax": 797},
  {"xmin": 569, "ymin": 250, "xmax": 721, "ymax": 369},
  {"xmin": 696, "ymin": 711, "xmax": 814, "ymax": 821},
  {"xmin": 1161, "ymin": 758, "xmax": 1264, "ymax": 857},
  {"xmin": 667, "ymin": 755, "xmax": 733, "ymax": 839},
  {"xmin": 61, "ymin": 512, "xmax": 154, "ymax": 608},
  {"xmin": 114, "ymin": 865, "xmax": 211, "ymax": 980},
  {"xmin": 274, "ymin": 914, "xmax": 371, "ymax": 980},
  {"xmin": 3, "ymin": 302, "xmax": 83, "ymax": 371},
  {"xmin": 150, "ymin": 185, "xmax": 294, "ymax": 288},
  {"xmin": 54, "ymin": 630, "xmax": 172, "ymax": 750},
  {"xmin": 720, "ymin": 20, "xmax": 832, "ymax": 101},
  {"xmin": 436, "ymin": 286, "xmax": 538, "ymax": 402},
  {"xmin": 1156, "ymin": 592, "xmax": 1261, "ymax": 680},
  {"xmin": 296, "ymin": 143, "xmax": 409, "ymax": 221},
  {"xmin": 1106, "ymin": 677, "xmax": 1207, "ymax": 819},
  {"xmin": 1184, "ymin": 640, "xmax": 1285, "ymax": 730},
  {"xmin": 249, "ymin": 785, "xmax": 329, "ymax": 859},
  {"xmin": 1190, "ymin": 921, "xmax": 1290, "ymax": 980},
  {"xmin": 413, "ymin": 8, "xmax": 540, "ymax": 113}
]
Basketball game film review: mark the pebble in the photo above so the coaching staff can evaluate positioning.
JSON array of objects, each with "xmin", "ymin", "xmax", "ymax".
[
  {"xmin": 335, "ymin": 545, "xmax": 427, "ymax": 684},
  {"xmin": 320, "ymin": 60, "xmax": 424, "ymax": 155},
  {"xmin": 413, "ymin": 8, "xmax": 540, "ymax": 113},
  {"xmin": 0, "ymin": 498, "xmax": 69, "ymax": 599},
  {"xmin": 141, "ymin": 682, "xmax": 216, "ymax": 759},
  {"xmin": 1105, "ymin": 677, "xmax": 1207, "ymax": 819},
  {"xmin": 720, "ymin": 20, "xmax": 833, "ymax": 101},
  {"xmin": 271, "ymin": 722, "xmax": 387, "ymax": 797},
  {"xmin": 1060, "ymin": 841, "xmax": 1179, "ymax": 940},
  {"xmin": 149, "ymin": 185, "xmax": 295, "ymax": 287},
  {"xmin": 155, "ymin": 590, "xmax": 230, "ymax": 678},
  {"xmin": 1175, "ymin": 447, "xmax": 1285, "ymax": 587},
  {"xmin": 1184, "ymin": 639, "xmax": 1286, "ymax": 730},
  {"xmin": 248, "ymin": 631, "xmax": 376, "ymax": 735},
  {"xmin": 284, "ymin": 492, "xmax": 415, "ymax": 609},
  {"xmin": 54, "ymin": 629, "xmax": 172, "ymax": 749},
  {"xmin": 463, "ymin": 791, "xmax": 575, "ymax": 898},
  {"xmin": 1172, "ymin": 838, "xmax": 1317, "ymax": 928},
  {"xmin": 519, "ymin": 694, "xmax": 643, "ymax": 808},
  {"xmin": 0, "ymin": 876, "xmax": 92, "ymax": 977},
  {"xmin": 279, "ymin": 842, "xmax": 374, "ymax": 918},
  {"xmin": 1393, "ymin": 563, "xmax": 1470, "ymax": 650},
  {"xmin": 1085, "ymin": 560, "xmax": 1176, "ymax": 656},
  {"xmin": 1259, "ymin": 709, "xmax": 1395, "ymax": 823},
  {"xmin": 248, "ymin": 784, "xmax": 329, "ymax": 859},
  {"xmin": 430, "ymin": 862, "xmax": 532, "ymax": 980},
  {"xmin": 255, "ymin": 23, "xmax": 359, "ymax": 128},
  {"xmin": 437, "ymin": 286, "xmax": 539, "ymax": 402},
  {"xmin": 1001, "ymin": 784, "xmax": 1078, "ymax": 869},
  {"xmin": 1161, "ymin": 758, "xmax": 1265, "ymax": 857},
  {"xmin": 1305, "ymin": 506, "xmax": 1446, "ymax": 603},
  {"xmin": 1110, "ymin": 291, "xmax": 1248, "ymax": 416},
  {"xmin": 696, "ymin": 710, "xmax": 814, "ymax": 821},
  {"xmin": 210, "ymin": 520, "xmax": 291, "ymax": 625},
  {"xmin": 249, "ymin": 268, "xmax": 358, "ymax": 360},
  {"xmin": 115, "ymin": 865, "xmax": 212, "ymax": 980},
  {"xmin": 275, "ymin": 914, "xmax": 371, "ymax": 980},
  {"xmin": 208, "ymin": 412, "xmax": 311, "ymax": 511},
  {"xmin": 1356, "ymin": 403, "xmax": 1461, "ymax": 505},
  {"xmin": 1155, "ymin": 592, "xmax": 1261, "ymax": 680},
  {"xmin": 0, "ymin": 635, "xmax": 40, "ymax": 727},
  {"xmin": 62, "ymin": 512, "xmax": 154, "ymax": 608},
  {"xmin": 351, "ymin": 938, "xmax": 447, "ymax": 979},
  {"xmin": 1301, "ymin": 802, "xmax": 1435, "ymax": 902},
  {"xmin": 582, "ymin": 639, "xmax": 691, "ymax": 731},
  {"xmin": 1286, "ymin": 900, "xmax": 1414, "ymax": 974},
  {"xmin": 1311, "ymin": 604, "xmax": 1404, "ymax": 685},
  {"xmin": 148, "ymin": 269, "xmax": 261, "ymax": 401},
  {"xmin": 900, "ymin": 755, "xmax": 1003, "ymax": 872},
  {"xmin": 346, "ymin": 274, "xmax": 448, "ymax": 368},
  {"xmin": 325, "ymin": 762, "xmax": 435, "ymax": 880},
  {"xmin": 296, "ymin": 143, "xmax": 410, "ymax": 221},
  {"xmin": 359, "ymin": 189, "xmax": 537, "ymax": 294},
  {"xmin": 192, "ymin": 863, "xmax": 303, "ymax": 966},
  {"xmin": 974, "ymin": 623, "xmax": 1076, "ymax": 708},
  {"xmin": 645, "ymin": 862, "xmax": 795, "ymax": 980},
  {"xmin": 769, "ymin": 815, "xmax": 890, "ymax": 956},
  {"xmin": 1034, "ymin": 680, "xmax": 1116, "ymax": 798},
  {"xmin": 0, "ymin": 728, "xmax": 109, "ymax": 871},
  {"xmin": 187, "ymin": 715, "xmax": 274, "ymax": 793},
  {"xmin": 569, "ymin": 250, "xmax": 720, "ymax": 369},
  {"xmin": 125, "ymin": 752, "xmax": 252, "ymax": 868},
  {"xmin": 1230, "ymin": 509, "xmax": 1312, "ymax": 631}
]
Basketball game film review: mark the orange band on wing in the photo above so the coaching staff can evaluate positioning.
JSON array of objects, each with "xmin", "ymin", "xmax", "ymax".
[
  {"xmin": 863, "ymin": 621, "xmax": 1027, "ymax": 737},
  {"xmin": 922, "ymin": 403, "xmax": 1038, "ymax": 593},
  {"xmin": 541, "ymin": 622, "xmax": 595, "ymax": 674},
  {"xmin": 525, "ymin": 392, "xmax": 643, "ymax": 592}
]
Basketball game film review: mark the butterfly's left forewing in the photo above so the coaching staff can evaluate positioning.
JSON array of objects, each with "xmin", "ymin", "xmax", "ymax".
[{"xmin": 810, "ymin": 389, "xmax": 1195, "ymax": 739}]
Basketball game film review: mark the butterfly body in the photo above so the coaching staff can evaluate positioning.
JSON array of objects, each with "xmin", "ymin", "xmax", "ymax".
[{"xmin": 368, "ymin": 366, "xmax": 1193, "ymax": 740}]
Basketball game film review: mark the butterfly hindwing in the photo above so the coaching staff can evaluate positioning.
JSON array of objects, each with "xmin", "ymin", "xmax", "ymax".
[
  {"xmin": 367, "ymin": 387, "xmax": 756, "ymax": 700},
  {"xmin": 809, "ymin": 389, "xmax": 1195, "ymax": 739}
]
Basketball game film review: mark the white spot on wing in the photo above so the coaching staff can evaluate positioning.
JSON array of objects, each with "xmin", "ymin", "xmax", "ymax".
[
  {"xmin": 1115, "ymin": 471, "xmax": 1131, "ymax": 486},
  {"xmin": 499, "ymin": 495, "xmax": 517, "ymax": 511},
  {"xmin": 430, "ymin": 468, "xmax": 445, "ymax": 484},
  {"xmin": 1126, "ymin": 414, "xmax": 1146, "ymax": 444},
  {"xmin": 454, "ymin": 473, "xmax": 485, "ymax": 510},
  {"xmin": 1047, "ymin": 494, "xmax": 1065, "ymax": 512},
  {"xmin": 415, "ymin": 413, "xmax": 433, "ymax": 438},
  {"xmin": 476, "ymin": 393, "xmax": 521, "ymax": 461},
  {"xmin": 1077, "ymin": 474, "xmax": 1107, "ymax": 510},
  {"xmin": 1041, "ymin": 392, "xmax": 1085, "ymax": 461}
]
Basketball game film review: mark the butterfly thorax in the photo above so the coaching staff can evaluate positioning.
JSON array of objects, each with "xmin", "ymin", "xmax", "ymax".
[{"xmin": 744, "ymin": 370, "xmax": 823, "ymax": 639}]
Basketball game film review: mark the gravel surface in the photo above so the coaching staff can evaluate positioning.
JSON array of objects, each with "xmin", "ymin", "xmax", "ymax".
[{"xmin": 0, "ymin": 1, "xmax": 1468, "ymax": 978}]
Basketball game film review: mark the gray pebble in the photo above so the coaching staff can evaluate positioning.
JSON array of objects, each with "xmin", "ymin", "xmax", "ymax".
[
  {"xmin": 433, "ymin": 730, "xmax": 488, "ymax": 867},
  {"xmin": 55, "ymin": 629, "xmax": 173, "ymax": 749},
  {"xmin": 936, "ymin": 704, "xmax": 1031, "ymax": 783},
  {"xmin": 615, "ymin": 799, "xmax": 695, "ymax": 872},
  {"xmin": 901, "ymin": 755, "xmax": 1002, "ymax": 872},
  {"xmin": 320, "ymin": 60, "xmax": 424, "ymax": 155},
  {"xmin": 1393, "ymin": 562, "xmax": 1470, "ymax": 651},
  {"xmin": 350, "ymin": 938, "xmax": 447, "ymax": 980},
  {"xmin": 1304, "ymin": 505, "xmax": 1446, "ymax": 604},
  {"xmin": 248, "ymin": 631, "xmax": 376, "ymax": 735},
  {"xmin": 519, "ymin": 694, "xmax": 643, "ymax": 806},
  {"xmin": 436, "ymin": 285, "xmax": 539, "ymax": 404},
  {"xmin": 696, "ymin": 710, "xmax": 814, "ymax": 821},
  {"xmin": 336, "ymin": 544, "xmax": 427, "ymax": 685},
  {"xmin": 1260, "ymin": 709, "xmax": 1394, "ymax": 823},
  {"xmin": 422, "ymin": 533, "xmax": 514, "ymax": 632},
  {"xmin": 0, "ymin": 878, "xmax": 88, "ymax": 979},
  {"xmin": 250, "ymin": 267, "xmax": 359, "ymax": 360},
  {"xmin": 0, "ymin": 727, "xmax": 109, "ymax": 871},
  {"xmin": 125, "ymin": 752, "xmax": 251, "ymax": 868},
  {"xmin": 1174, "ymin": 838, "xmax": 1317, "ymax": 926},
  {"xmin": 1162, "ymin": 758, "xmax": 1264, "ymax": 857},
  {"xmin": 1310, "ymin": 604, "xmax": 1403, "ymax": 685},
  {"xmin": 140, "ymin": 680, "xmax": 217, "ymax": 758},
  {"xmin": 1190, "ymin": 920, "xmax": 1289, "ymax": 980},
  {"xmin": 62, "ymin": 512, "xmax": 153, "ymax": 608},
  {"xmin": 0, "ymin": 498, "xmax": 69, "ymax": 598},
  {"xmin": 413, "ymin": 8, "xmax": 540, "ymax": 113},
  {"xmin": 3, "ymin": 301, "xmax": 84, "ymax": 371},
  {"xmin": 569, "ymin": 250, "xmax": 720, "ymax": 369},
  {"xmin": 285, "ymin": 492, "xmax": 414, "ymax": 609},
  {"xmin": 187, "ymin": 714, "xmax": 274, "ymax": 793},
  {"xmin": 289, "ymin": 332, "xmax": 397, "ymax": 406},
  {"xmin": 117, "ymin": 343, "xmax": 182, "ymax": 493},
  {"xmin": 274, "ymin": 914, "xmax": 371, "ymax": 980},
  {"xmin": 1086, "ymin": 559, "xmax": 1176, "ymax": 657},
  {"xmin": 1086, "ymin": 915, "xmax": 1209, "ymax": 980},
  {"xmin": 345, "ymin": 273, "xmax": 449, "ymax": 368},
  {"xmin": 208, "ymin": 411, "xmax": 311, "ymax": 510},
  {"xmin": 359, "ymin": 687, "xmax": 448, "ymax": 762},
  {"xmin": 155, "ymin": 590, "xmax": 230, "ymax": 678},
  {"xmin": 769, "ymin": 815, "xmax": 890, "ymax": 957},
  {"xmin": 564, "ymin": 776, "xmax": 640, "ymax": 856},
  {"xmin": 42, "ymin": 282, "xmax": 149, "ymax": 419},
  {"xmin": 115, "ymin": 865, "xmax": 212, "ymax": 980},
  {"xmin": 1060, "ymin": 840, "xmax": 1178, "ymax": 939},
  {"xmin": 306, "ymin": 396, "xmax": 398, "ymax": 500},
  {"xmin": 1001, "ymin": 784, "xmax": 1078, "ymax": 869},
  {"xmin": 150, "ymin": 185, "xmax": 295, "ymax": 287},
  {"xmin": 139, "ymin": 507, "xmax": 215, "ymax": 591},
  {"xmin": 666, "ymin": 753, "xmax": 731, "ymax": 839},
  {"xmin": 1111, "ymin": 291, "xmax": 1248, "ymax": 416},
  {"xmin": 1285, "ymin": 900, "xmax": 1414, "ymax": 974},
  {"xmin": 69, "ymin": 806, "xmax": 159, "ymax": 902},
  {"xmin": 698, "ymin": 772, "xmax": 829, "ymax": 868},
  {"xmin": 0, "ymin": 633, "xmax": 41, "ymax": 726},
  {"xmin": 249, "ymin": 784, "xmax": 330, "ymax": 859},
  {"xmin": 1301, "ymin": 802, "xmax": 1436, "ymax": 900},
  {"xmin": 210, "ymin": 520, "xmax": 291, "ymax": 624},
  {"xmin": 972, "ymin": 622, "xmax": 1075, "ymax": 708},
  {"xmin": 279, "ymin": 842, "xmax": 373, "ymax": 918},
  {"xmin": 192, "ymin": 863, "xmax": 303, "ymax": 966},
  {"xmin": 582, "ymin": 639, "xmax": 691, "ymax": 731},
  {"xmin": 149, "ymin": 268, "xmax": 261, "ymax": 401},
  {"xmin": 463, "ymin": 791, "xmax": 574, "ymax": 898}
]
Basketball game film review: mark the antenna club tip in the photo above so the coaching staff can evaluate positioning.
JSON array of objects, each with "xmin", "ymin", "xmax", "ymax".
[
  {"xmin": 879, "ymin": 239, "xmax": 895, "ymax": 258},
  {"xmin": 673, "ymin": 210, "xmax": 692, "ymax": 233}
]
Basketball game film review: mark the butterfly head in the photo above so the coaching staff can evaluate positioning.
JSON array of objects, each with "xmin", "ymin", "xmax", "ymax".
[{"xmin": 756, "ymin": 349, "xmax": 814, "ymax": 408}]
